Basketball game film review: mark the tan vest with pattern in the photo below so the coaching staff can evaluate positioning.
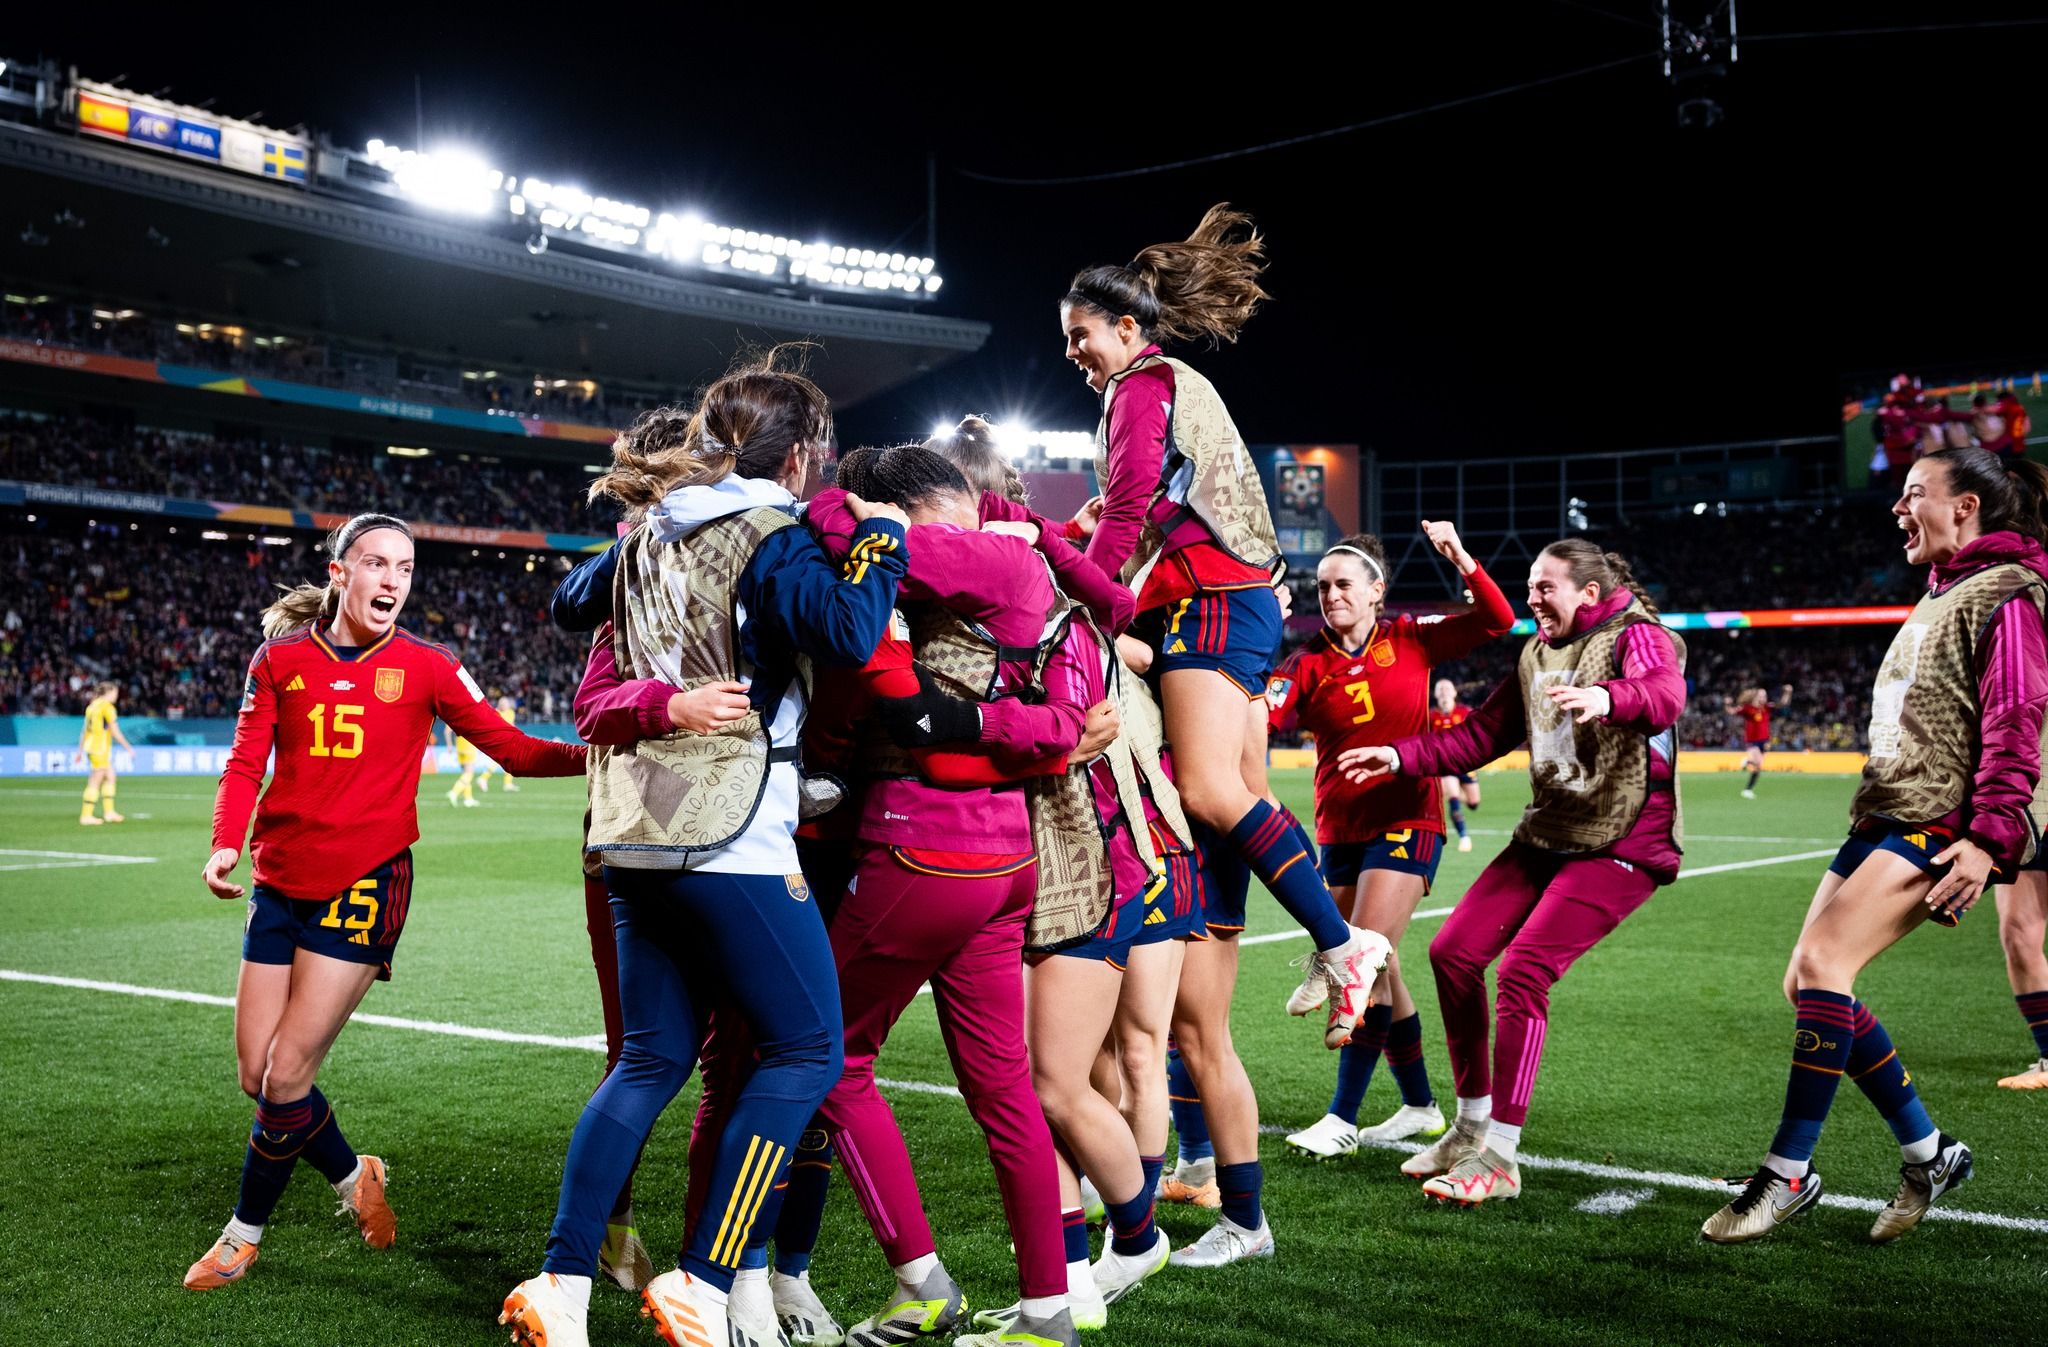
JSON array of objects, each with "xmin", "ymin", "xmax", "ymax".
[
  {"xmin": 858, "ymin": 554, "xmax": 1071, "ymax": 780},
  {"xmin": 1514, "ymin": 600, "xmax": 1687, "ymax": 854},
  {"xmin": 1094, "ymin": 354, "xmax": 1284, "ymax": 594},
  {"xmin": 1853, "ymin": 563, "xmax": 2047, "ymax": 842},
  {"xmin": 588, "ymin": 508, "xmax": 801, "ymax": 865},
  {"xmin": 1026, "ymin": 613, "xmax": 1193, "ymax": 950}
]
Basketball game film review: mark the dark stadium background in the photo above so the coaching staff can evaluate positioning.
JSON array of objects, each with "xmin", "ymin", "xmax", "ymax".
[{"xmin": 16, "ymin": 3, "xmax": 2048, "ymax": 454}]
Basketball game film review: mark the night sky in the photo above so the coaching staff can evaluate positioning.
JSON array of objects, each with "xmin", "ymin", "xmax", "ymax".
[{"xmin": 15, "ymin": 4, "xmax": 2047, "ymax": 460}]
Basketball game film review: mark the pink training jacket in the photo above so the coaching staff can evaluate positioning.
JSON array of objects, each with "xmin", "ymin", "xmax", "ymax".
[
  {"xmin": 1918, "ymin": 530, "xmax": 2048, "ymax": 868},
  {"xmin": 1391, "ymin": 587, "xmax": 1687, "ymax": 881},
  {"xmin": 809, "ymin": 487, "xmax": 1087, "ymax": 852}
]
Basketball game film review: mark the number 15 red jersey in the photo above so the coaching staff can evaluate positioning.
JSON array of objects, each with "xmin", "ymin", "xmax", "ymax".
[{"xmin": 212, "ymin": 622, "xmax": 586, "ymax": 899}]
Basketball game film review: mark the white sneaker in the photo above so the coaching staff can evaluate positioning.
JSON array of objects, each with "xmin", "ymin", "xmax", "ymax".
[
  {"xmin": 972, "ymin": 1262, "xmax": 1106, "ymax": 1334},
  {"xmin": 1319, "ymin": 925, "xmax": 1393, "ymax": 1050},
  {"xmin": 1284, "ymin": 948, "xmax": 1329, "ymax": 1016},
  {"xmin": 463, "ymin": 797, "xmax": 480, "ymax": 808},
  {"xmin": 1421, "ymin": 1146, "xmax": 1522, "ymax": 1204},
  {"xmin": 1359, "ymin": 1101, "xmax": 1447, "ymax": 1145},
  {"xmin": 730, "ymin": 1268, "xmax": 787, "ymax": 1347},
  {"xmin": 1741, "ymin": 789, "xmax": 1756, "ymax": 800},
  {"xmin": 1284, "ymin": 1113, "xmax": 1359, "ymax": 1160},
  {"xmin": 1092, "ymin": 1228, "xmax": 1169, "ymax": 1305},
  {"xmin": 1168, "ymin": 1214, "xmax": 1274, "ymax": 1268},
  {"xmin": 1076, "ymin": 1174, "xmax": 1106, "ymax": 1226},
  {"xmin": 843, "ymin": 1265, "xmax": 966, "ymax": 1346},
  {"xmin": 599, "ymin": 1215, "xmax": 654, "ymax": 1292},
  {"xmin": 1457, "ymin": 836, "xmax": 1473, "ymax": 853},
  {"xmin": 501, "ymin": 1273, "xmax": 590, "ymax": 1347},
  {"xmin": 503, "ymin": 780, "xmax": 520, "ymax": 792},
  {"xmin": 1399, "ymin": 1116, "xmax": 1486, "ymax": 1177},
  {"xmin": 643, "ymin": 1270, "xmax": 731, "ymax": 1347},
  {"xmin": 955, "ymin": 1306, "xmax": 1079, "ymax": 1347},
  {"xmin": 773, "ymin": 1270, "xmax": 845, "ymax": 1347}
]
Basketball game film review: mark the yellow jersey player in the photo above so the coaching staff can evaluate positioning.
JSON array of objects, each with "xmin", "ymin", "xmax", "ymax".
[
  {"xmin": 77, "ymin": 681, "xmax": 134, "ymax": 825},
  {"xmin": 443, "ymin": 722, "xmax": 480, "ymax": 807},
  {"xmin": 475, "ymin": 696, "xmax": 520, "ymax": 793}
]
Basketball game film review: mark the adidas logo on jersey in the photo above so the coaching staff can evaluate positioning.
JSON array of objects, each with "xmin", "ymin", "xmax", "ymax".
[
  {"xmin": 1167, "ymin": 640, "xmax": 1187, "ymax": 654},
  {"xmin": 285, "ymin": 675, "xmax": 307, "ymax": 692},
  {"xmin": 916, "ymin": 715, "xmax": 932, "ymax": 734},
  {"xmin": 1144, "ymin": 907, "xmax": 1168, "ymax": 925}
]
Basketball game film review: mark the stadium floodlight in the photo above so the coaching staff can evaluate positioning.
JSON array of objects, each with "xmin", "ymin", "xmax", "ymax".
[
  {"xmin": 925, "ymin": 276, "xmax": 942, "ymax": 292},
  {"xmin": 932, "ymin": 422, "xmax": 953, "ymax": 438}
]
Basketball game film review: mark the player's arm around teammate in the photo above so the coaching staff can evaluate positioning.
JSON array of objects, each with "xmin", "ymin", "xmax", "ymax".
[
  {"xmin": 1278, "ymin": 522, "xmax": 1515, "ymax": 1164},
  {"xmin": 1059, "ymin": 206, "xmax": 1390, "ymax": 1053},
  {"xmin": 505, "ymin": 362, "xmax": 908, "ymax": 1347},
  {"xmin": 190, "ymin": 512, "xmax": 586, "ymax": 1293},
  {"xmin": 1705, "ymin": 449, "xmax": 2048, "ymax": 1244},
  {"xmin": 1339, "ymin": 539, "xmax": 1685, "ymax": 1207}
]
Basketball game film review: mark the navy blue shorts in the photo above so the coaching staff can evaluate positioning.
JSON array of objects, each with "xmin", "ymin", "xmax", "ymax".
[
  {"xmin": 244, "ymin": 849, "xmax": 415, "ymax": 979},
  {"xmin": 1452, "ymin": 772, "xmax": 1476, "ymax": 787},
  {"xmin": 1826, "ymin": 825, "xmax": 1989, "ymax": 927},
  {"xmin": 1135, "ymin": 584, "xmax": 1283, "ymax": 699},
  {"xmin": 1137, "ymin": 843, "xmax": 1207, "ymax": 944},
  {"xmin": 1321, "ymin": 830, "xmax": 1443, "ymax": 894}
]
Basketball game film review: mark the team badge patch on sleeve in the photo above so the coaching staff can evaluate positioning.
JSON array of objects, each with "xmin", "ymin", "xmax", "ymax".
[
  {"xmin": 375, "ymin": 668, "xmax": 406, "ymax": 703},
  {"xmin": 785, "ymin": 874, "xmax": 812, "ymax": 903}
]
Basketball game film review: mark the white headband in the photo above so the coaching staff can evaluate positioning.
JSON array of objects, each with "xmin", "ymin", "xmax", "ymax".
[{"xmin": 1325, "ymin": 544, "xmax": 1383, "ymax": 584}]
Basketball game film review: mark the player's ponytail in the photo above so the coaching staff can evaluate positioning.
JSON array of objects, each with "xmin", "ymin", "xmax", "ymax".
[
  {"xmin": 1925, "ymin": 446, "xmax": 2048, "ymax": 549},
  {"xmin": 1540, "ymin": 537, "xmax": 1660, "ymax": 618},
  {"xmin": 262, "ymin": 512, "xmax": 411, "ymax": 639},
  {"xmin": 592, "ymin": 345, "xmax": 831, "ymax": 516},
  {"xmin": 925, "ymin": 416, "xmax": 1025, "ymax": 504},
  {"xmin": 1065, "ymin": 204, "xmax": 1269, "ymax": 349}
]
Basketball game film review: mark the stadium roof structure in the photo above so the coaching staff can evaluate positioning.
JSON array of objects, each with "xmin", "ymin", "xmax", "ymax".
[{"xmin": 0, "ymin": 119, "xmax": 989, "ymax": 418}]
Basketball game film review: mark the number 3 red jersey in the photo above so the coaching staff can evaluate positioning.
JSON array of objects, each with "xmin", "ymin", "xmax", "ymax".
[
  {"xmin": 1268, "ymin": 564, "xmax": 1515, "ymax": 843},
  {"xmin": 1271, "ymin": 621, "xmax": 1446, "ymax": 842},
  {"xmin": 211, "ymin": 622, "xmax": 586, "ymax": 899}
]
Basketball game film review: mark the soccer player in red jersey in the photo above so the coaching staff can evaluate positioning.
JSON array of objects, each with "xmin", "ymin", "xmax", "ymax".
[
  {"xmin": 1431, "ymin": 679, "xmax": 1480, "ymax": 852},
  {"xmin": 1731, "ymin": 687, "xmax": 1774, "ymax": 798},
  {"xmin": 186, "ymin": 513, "xmax": 587, "ymax": 1291},
  {"xmin": 1271, "ymin": 523, "xmax": 1515, "ymax": 1162}
]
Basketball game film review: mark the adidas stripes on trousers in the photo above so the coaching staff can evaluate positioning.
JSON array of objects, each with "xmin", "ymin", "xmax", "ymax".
[{"xmin": 1430, "ymin": 841, "xmax": 1657, "ymax": 1128}]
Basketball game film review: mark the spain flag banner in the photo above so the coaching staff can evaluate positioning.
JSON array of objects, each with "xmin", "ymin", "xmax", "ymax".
[{"xmin": 77, "ymin": 92, "xmax": 130, "ymax": 139}]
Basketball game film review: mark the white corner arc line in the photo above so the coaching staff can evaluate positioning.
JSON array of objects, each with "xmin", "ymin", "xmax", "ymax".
[
  {"xmin": 1238, "ymin": 847, "xmax": 1836, "ymax": 949},
  {"xmin": 6, "ymin": 966, "xmax": 2046, "ymax": 1235}
]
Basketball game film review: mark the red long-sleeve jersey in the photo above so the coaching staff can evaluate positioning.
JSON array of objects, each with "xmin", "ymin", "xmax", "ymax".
[
  {"xmin": 212, "ymin": 622, "xmax": 587, "ymax": 898},
  {"xmin": 1269, "ymin": 565, "xmax": 1515, "ymax": 842},
  {"xmin": 1737, "ymin": 702, "xmax": 1770, "ymax": 745},
  {"xmin": 1429, "ymin": 703, "xmax": 1471, "ymax": 736}
]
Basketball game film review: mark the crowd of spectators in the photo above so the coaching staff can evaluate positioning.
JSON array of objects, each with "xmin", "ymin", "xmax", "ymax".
[
  {"xmin": 0, "ymin": 517, "xmax": 589, "ymax": 722},
  {"xmin": 1, "ymin": 296, "xmax": 672, "ymax": 426},
  {"xmin": 0, "ymin": 412, "xmax": 617, "ymax": 536}
]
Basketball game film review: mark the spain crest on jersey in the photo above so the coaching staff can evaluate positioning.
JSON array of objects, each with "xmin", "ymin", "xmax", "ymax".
[{"xmin": 375, "ymin": 667, "xmax": 405, "ymax": 703}]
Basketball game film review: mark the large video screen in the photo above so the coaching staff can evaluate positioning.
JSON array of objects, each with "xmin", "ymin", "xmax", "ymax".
[{"xmin": 1842, "ymin": 369, "xmax": 2041, "ymax": 490}]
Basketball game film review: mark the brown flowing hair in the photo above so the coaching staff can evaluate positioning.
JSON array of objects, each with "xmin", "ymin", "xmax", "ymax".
[
  {"xmin": 590, "ymin": 344, "xmax": 831, "ymax": 517},
  {"xmin": 1064, "ymin": 204, "xmax": 1270, "ymax": 348},
  {"xmin": 1539, "ymin": 538, "xmax": 1660, "ymax": 618},
  {"xmin": 261, "ymin": 512, "xmax": 413, "ymax": 639}
]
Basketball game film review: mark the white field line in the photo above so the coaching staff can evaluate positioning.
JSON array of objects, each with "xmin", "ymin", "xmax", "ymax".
[
  {"xmin": 0, "ymin": 788, "xmax": 217, "ymax": 801},
  {"xmin": 1577, "ymin": 1186, "xmax": 1657, "ymax": 1215},
  {"xmin": 0, "ymin": 849, "xmax": 158, "ymax": 872},
  {"xmin": 5, "ymin": 966, "xmax": 2045, "ymax": 1234},
  {"xmin": 1237, "ymin": 847, "xmax": 1838, "ymax": 950}
]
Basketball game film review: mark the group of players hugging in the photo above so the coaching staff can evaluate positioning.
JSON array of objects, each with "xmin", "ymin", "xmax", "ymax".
[{"xmin": 184, "ymin": 206, "xmax": 2048, "ymax": 1347}]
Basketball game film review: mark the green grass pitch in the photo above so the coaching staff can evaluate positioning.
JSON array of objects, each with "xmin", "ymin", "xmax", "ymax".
[{"xmin": 2, "ymin": 769, "xmax": 2044, "ymax": 1346}]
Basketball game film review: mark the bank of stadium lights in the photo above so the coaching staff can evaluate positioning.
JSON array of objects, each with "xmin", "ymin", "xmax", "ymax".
[
  {"xmin": 925, "ymin": 423, "xmax": 1093, "ymax": 460},
  {"xmin": 360, "ymin": 137, "xmax": 942, "ymax": 297}
]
